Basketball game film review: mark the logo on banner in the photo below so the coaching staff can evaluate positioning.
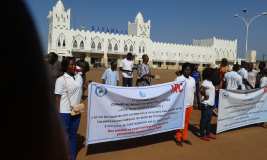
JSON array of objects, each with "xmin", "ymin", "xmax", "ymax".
[
  {"xmin": 171, "ymin": 83, "xmax": 182, "ymax": 93},
  {"xmin": 95, "ymin": 86, "xmax": 107, "ymax": 97},
  {"xmin": 139, "ymin": 91, "xmax": 146, "ymax": 97}
]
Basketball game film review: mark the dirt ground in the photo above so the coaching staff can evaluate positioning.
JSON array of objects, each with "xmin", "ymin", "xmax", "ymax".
[{"xmin": 76, "ymin": 68, "xmax": 267, "ymax": 160}]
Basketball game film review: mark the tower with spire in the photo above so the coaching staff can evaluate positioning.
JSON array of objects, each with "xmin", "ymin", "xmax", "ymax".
[
  {"xmin": 47, "ymin": 0, "xmax": 71, "ymax": 54},
  {"xmin": 128, "ymin": 12, "xmax": 151, "ymax": 38}
]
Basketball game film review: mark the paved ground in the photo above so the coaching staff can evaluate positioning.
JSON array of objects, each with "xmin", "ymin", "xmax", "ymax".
[{"xmin": 76, "ymin": 68, "xmax": 267, "ymax": 160}]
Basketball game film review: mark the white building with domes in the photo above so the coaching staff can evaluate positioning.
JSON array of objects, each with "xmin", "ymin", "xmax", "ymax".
[{"xmin": 48, "ymin": 0, "xmax": 237, "ymax": 68}]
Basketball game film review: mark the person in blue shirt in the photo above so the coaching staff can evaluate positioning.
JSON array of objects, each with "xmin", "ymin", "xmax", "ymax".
[
  {"xmin": 102, "ymin": 61, "xmax": 120, "ymax": 86},
  {"xmin": 191, "ymin": 64, "xmax": 201, "ymax": 109}
]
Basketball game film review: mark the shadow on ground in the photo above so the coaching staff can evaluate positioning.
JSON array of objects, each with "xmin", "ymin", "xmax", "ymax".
[{"xmin": 86, "ymin": 131, "xmax": 176, "ymax": 154}]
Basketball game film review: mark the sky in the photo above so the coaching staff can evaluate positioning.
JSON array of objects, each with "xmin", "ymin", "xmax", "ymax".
[{"xmin": 26, "ymin": 0, "xmax": 267, "ymax": 60}]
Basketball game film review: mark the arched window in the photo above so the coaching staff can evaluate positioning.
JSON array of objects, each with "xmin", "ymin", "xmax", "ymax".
[
  {"xmin": 97, "ymin": 42, "xmax": 102, "ymax": 50},
  {"xmin": 114, "ymin": 44, "xmax": 118, "ymax": 51},
  {"xmin": 108, "ymin": 43, "xmax": 112, "ymax": 51},
  {"xmin": 73, "ymin": 40, "xmax": 77, "ymax": 48},
  {"xmin": 142, "ymin": 46, "xmax": 145, "ymax": 53},
  {"xmin": 130, "ymin": 45, "xmax": 133, "ymax": 52},
  {"xmin": 124, "ymin": 45, "xmax": 128, "ymax": 52},
  {"xmin": 63, "ymin": 40, "xmax": 66, "ymax": 47},
  {"xmin": 80, "ymin": 41, "xmax": 84, "ymax": 49},
  {"xmin": 58, "ymin": 40, "xmax": 61, "ymax": 47},
  {"xmin": 139, "ymin": 46, "xmax": 141, "ymax": 53},
  {"xmin": 91, "ymin": 42, "xmax": 95, "ymax": 49}
]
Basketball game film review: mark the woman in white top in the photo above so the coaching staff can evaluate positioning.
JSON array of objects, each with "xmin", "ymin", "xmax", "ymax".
[{"xmin": 55, "ymin": 57, "xmax": 83, "ymax": 160}]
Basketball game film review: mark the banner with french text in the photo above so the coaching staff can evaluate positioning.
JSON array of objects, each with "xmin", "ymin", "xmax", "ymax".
[
  {"xmin": 86, "ymin": 81, "xmax": 186, "ymax": 144},
  {"xmin": 217, "ymin": 87, "xmax": 267, "ymax": 133}
]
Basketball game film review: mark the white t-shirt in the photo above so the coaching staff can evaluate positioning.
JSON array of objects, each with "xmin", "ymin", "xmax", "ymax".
[
  {"xmin": 101, "ymin": 68, "xmax": 119, "ymax": 86},
  {"xmin": 120, "ymin": 58, "xmax": 134, "ymax": 78},
  {"xmin": 201, "ymin": 80, "xmax": 215, "ymax": 106},
  {"xmin": 260, "ymin": 77, "xmax": 267, "ymax": 88},
  {"xmin": 224, "ymin": 71, "xmax": 244, "ymax": 90},
  {"xmin": 248, "ymin": 70, "xmax": 257, "ymax": 88},
  {"xmin": 238, "ymin": 68, "xmax": 248, "ymax": 80},
  {"xmin": 175, "ymin": 75, "xmax": 196, "ymax": 107},
  {"xmin": 55, "ymin": 73, "xmax": 83, "ymax": 113}
]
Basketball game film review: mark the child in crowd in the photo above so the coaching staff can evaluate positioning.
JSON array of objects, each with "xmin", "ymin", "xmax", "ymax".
[
  {"xmin": 199, "ymin": 68, "xmax": 216, "ymax": 141},
  {"xmin": 102, "ymin": 61, "xmax": 119, "ymax": 86}
]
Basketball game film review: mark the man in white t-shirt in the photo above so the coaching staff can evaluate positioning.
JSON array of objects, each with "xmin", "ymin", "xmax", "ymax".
[
  {"xmin": 174, "ymin": 62, "xmax": 195, "ymax": 146},
  {"xmin": 120, "ymin": 52, "xmax": 134, "ymax": 87},
  {"xmin": 238, "ymin": 61, "xmax": 253, "ymax": 89},
  {"xmin": 224, "ymin": 64, "xmax": 244, "ymax": 90}
]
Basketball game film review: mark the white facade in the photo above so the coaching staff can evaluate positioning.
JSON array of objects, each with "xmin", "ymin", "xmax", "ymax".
[
  {"xmin": 48, "ymin": 0, "xmax": 237, "ymax": 67},
  {"xmin": 247, "ymin": 50, "xmax": 257, "ymax": 63}
]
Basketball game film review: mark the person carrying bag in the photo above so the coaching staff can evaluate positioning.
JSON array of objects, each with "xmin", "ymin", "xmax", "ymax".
[{"xmin": 55, "ymin": 57, "xmax": 84, "ymax": 160}]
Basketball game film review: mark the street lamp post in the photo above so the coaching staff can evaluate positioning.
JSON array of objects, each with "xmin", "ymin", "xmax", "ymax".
[{"xmin": 234, "ymin": 10, "xmax": 267, "ymax": 60}]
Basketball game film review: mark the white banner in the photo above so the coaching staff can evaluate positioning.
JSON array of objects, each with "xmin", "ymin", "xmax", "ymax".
[
  {"xmin": 217, "ymin": 87, "xmax": 267, "ymax": 133},
  {"xmin": 86, "ymin": 81, "xmax": 186, "ymax": 144}
]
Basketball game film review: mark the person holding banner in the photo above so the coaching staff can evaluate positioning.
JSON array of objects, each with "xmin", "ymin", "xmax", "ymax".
[
  {"xmin": 199, "ymin": 68, "xmax": 216, "ymax": 141},
  {"xmin": 136, "ymin": 54, "xmax": 155, "ymax": 86},
  {"xmin": 55, "ymin": 57, "xmax": 83, "ymax": 160},
  {"xmin": 174, "ymin": 63, "xmax": 195, "ymax": 146},
  {"xmin": 238, "ymin": 61, "xmax": 253, "ymax": 89},
  {"xmin": 255, "ymin": 62, "xmax": 266, "ymax": 88},
  {"xmin": 260, "ymin": 69, "xmax": 267, "ymax": 128}
]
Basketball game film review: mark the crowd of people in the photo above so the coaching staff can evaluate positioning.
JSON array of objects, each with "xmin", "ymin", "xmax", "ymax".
[
  {"xmin": 44, "ymin": 51, "xmax": 156, "ymax": 159},
  {"xmin": 173, "ymin": 59, "xmax": 267, "ymax": 146},
  {"xmin": 11, "ymin": 1, "xmax": 266, "ymax": 159},
  {"xmin": 45, "ymin": 50, "xmax": 267, "ymax": 156}
]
